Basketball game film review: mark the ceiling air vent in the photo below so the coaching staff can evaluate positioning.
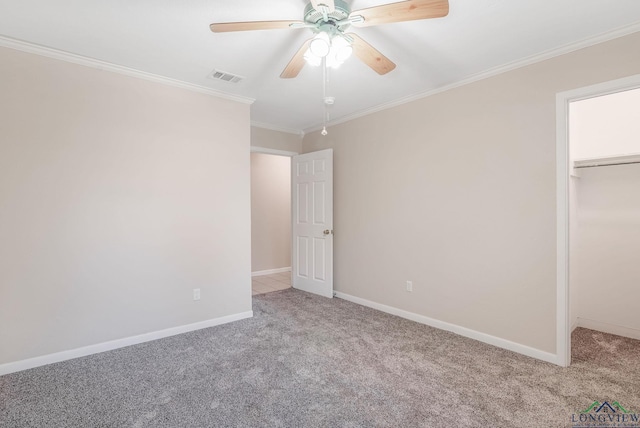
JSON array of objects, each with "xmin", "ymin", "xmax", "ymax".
[{"xmin": 208, "ymin": 69, "xmax": 244, "ymax": 83}]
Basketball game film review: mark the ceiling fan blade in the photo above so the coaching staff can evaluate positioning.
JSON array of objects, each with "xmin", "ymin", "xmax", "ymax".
[
  {"xmin": 281, "ymin": 39, "xmax": 313, "ymax": 79},
  {"xmin": 349, "ymin": 0, "xmax": 449, "ymax": 27},
  {"xmin": 347, "ymin": 33, "xmax": 396, "ymax": 75},
  {"xmin": 210, "ymin": 20, "xmax": 303, "ymax": 33},
  {"xmin": 310, "ymin": 0, "xmax": 336, "ymax": 13}
]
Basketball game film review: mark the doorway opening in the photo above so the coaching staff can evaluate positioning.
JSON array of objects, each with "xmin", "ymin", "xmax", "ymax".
[
  {"xmin": 250, "ymin": 146, "xmax": 335, "ymax": 299},
  {"xmin": 556, "ymin": 74, "xmax": 640, "ymax": 367},
  {"xmin": 250, "ymin": 148, "xmax": 295, "ymax": 296}
]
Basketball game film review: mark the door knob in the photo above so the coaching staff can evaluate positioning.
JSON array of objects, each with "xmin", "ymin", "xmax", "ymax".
[{"xmin": 323, "ymin": 229, "xmax": 333, "ymax": 235}]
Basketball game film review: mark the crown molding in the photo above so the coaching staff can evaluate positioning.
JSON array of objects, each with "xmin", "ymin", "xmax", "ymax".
[
  {"xmin": 303, "ymin": 21, "xmax": 640, "ymax": 134},
  {"xmin": 0, "ymin": 36, "xmax": 255, "ymax": 105},
  {"xmin": 251, "ymin": 121, "xmax": 304, "ymax": 136}
]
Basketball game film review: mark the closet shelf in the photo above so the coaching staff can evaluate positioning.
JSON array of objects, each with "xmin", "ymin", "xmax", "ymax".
[{"xmin": 574, "ymin": 153, "xmax": 640, "ymax": 169}]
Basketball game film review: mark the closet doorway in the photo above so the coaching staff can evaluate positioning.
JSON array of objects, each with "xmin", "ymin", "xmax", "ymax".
[
  {"xmin": 557, "ymin": 76, "xmax": 640, "ymax": 366},
  {"xmin": 569, "ymin": 87, "xmax": 640, "ymax": 339}
]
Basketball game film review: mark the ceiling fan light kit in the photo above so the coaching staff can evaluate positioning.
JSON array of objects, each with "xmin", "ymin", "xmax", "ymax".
[
  {"xmin": 210, "ymin": 0, "xmax": 449, "ymax": 132},
  {"xmin": 305, "ymin": 33, "xmax": 353, "ymax": 69}
]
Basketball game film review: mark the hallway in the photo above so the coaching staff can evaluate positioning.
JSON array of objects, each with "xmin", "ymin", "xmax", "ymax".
[{"xmin": 251, "ymin": 272, "xmax": 291, "ymax": 296}]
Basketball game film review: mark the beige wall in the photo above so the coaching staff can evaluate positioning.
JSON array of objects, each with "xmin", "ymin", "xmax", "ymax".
[
  {"xmin": 0, "ymin": 47, "xmax": 251, "ymax": 365},
  {"xmin": 302, "ymin": 32, "xmax": 640, "ymax": 354},
  {"xmin": 251, "ymin": 153, "xmax": 291, "ymax": 272},
  {"xmin": 571, "ymin": 164, "xmax": 640, "ymax": 339},
  {"xmin": 251, "ymin": 126, "xmax": 302, "ymax": 153}
]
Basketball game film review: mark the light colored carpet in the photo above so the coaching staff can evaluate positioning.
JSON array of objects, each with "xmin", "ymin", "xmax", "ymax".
[{"xmin": 1, "ymin": 289, "xmax": 639, "ymax": 427}]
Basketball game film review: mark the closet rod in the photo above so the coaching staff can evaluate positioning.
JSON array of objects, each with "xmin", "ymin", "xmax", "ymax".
[
  {"xmin": 575, "ymin": 160, "xmax": 640, "ymax": 169},
  {"xmin": 574, "ymin": 154, "xmax": 640, "ymax": 169}
]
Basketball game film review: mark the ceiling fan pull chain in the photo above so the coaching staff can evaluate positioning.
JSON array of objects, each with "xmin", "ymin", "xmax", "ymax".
[
  {"xmin": 323, "ymin": 56, "xmax": 329, "ymax": 99},
  {"xmin": 321, "ymin": 57, "xmax": 328, "ymax": 136}
]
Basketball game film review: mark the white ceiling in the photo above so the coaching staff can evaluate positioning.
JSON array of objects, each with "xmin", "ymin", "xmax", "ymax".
[{"xmin": 1, "ymin": 1, "xmax": 640, "ymax": 133}]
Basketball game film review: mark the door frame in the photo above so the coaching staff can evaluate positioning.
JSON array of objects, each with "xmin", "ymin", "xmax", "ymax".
[
  {"xmin": 250, "ymin": 146, "xmax": 299, "ymax": 157},
  {"xmin": 555, "ymin": 73, "xmax": 640, "ymax": 367},
  {"xmin": 249, "ymin": 146, "xmax": 297, "ymax": 284}
]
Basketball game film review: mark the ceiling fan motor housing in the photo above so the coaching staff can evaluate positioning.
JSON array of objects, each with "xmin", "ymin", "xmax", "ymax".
[{"xmin": 304, "ymin": 0, "xmax": 351, "ymax": 25}]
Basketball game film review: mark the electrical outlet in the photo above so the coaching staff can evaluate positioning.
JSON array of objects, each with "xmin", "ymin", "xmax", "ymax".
[
  {"xmin": 406, "ymin": 281, "xmax": 413, "ymax": 292},
  {"xmin": 193, "ymin": 288, "xmax": 201, "ymax": 301}
]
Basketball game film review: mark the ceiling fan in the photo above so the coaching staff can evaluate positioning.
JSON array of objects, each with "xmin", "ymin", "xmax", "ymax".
[{"xmin": 210, "ymin": 0, "xmax": 449, "ymax": 78}]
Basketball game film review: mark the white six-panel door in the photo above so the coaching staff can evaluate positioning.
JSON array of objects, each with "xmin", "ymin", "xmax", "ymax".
[{"xmin": 292, "ymin": 149, "xmax": 333, "ymax": 298}]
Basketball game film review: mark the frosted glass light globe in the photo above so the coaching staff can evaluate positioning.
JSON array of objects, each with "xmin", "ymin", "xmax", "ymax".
[{"xmin": 309, "ymin": 32, "xmax": 331, "ymax": 58}]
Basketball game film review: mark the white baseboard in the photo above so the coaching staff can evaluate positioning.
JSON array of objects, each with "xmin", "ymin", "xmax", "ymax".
[
  {"xmin": 251, "ymin": 267, "xmax": 291, "ymax": 277},
  {"xmin": 0, "ymin": 311, "xmax": 253, "ymax": 376},
  {"xmin": 334, "ymin": 292, "xmax": 559, "ymax": 365},
  {"xmin": 571, "ymin": 317, "xmax": 579, "ymax": 333},
  {"xmin": 575, "ymin": 317, "xmax": 640, "ymax": 341}
]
